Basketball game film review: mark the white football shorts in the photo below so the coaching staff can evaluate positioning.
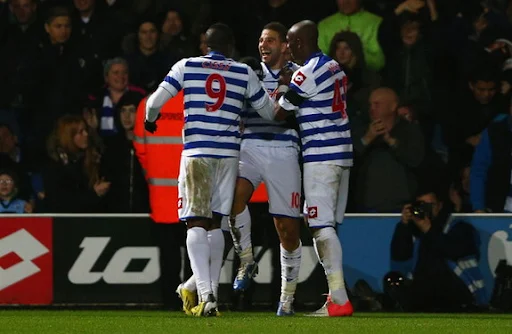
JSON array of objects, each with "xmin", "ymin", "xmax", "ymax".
[
  {"xmin": 178, "ymin": 156, "xmax": 238, "ymax": 220},
  {"xmin": 303, "ymin": 163, "xmax": 350, "ymax": 227},
  {"xmin": 239, "ymin": 143, "xmax": 301, "ymax": 218}
]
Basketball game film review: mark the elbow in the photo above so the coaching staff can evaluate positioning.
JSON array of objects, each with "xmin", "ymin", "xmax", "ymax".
[{"xmin": 146, "ymin": 94, "xmax": 157, "ymax": 110}]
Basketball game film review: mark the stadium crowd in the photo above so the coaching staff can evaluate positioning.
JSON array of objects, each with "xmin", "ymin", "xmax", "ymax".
[{"xmin": 1, "ymin": 0, "xmax": 511, "ymax": 217}]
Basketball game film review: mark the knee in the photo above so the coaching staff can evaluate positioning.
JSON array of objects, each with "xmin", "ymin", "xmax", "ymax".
[
  {"xmin": 275, "ymin": 218, "xmax": 300, "ymax": 248},
  {"xmin": 186, "ymin": 218, "xmax": 210, "ymax": 230},
  {"xmin": 310, "ymin": 226, "xmax": 335, "ymax": 240}
]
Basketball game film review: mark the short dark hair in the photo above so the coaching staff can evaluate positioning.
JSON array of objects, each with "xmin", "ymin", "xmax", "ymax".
[
  {"xmin": 239, "ymin": 56, "xmax": 263, "ymax": 80},
  {"xmin": 45, "ymin": 6, "xmax": 71, "ymax": 24},
  {"xmin": 117, "ymin": 91, "xmax": 144, "ymax": 111},
  {"xmin": 263, "ymin": 22, "xmax": 288, "ymax": 43},
  {"xmin": 469, "ymin": 65, "xmax": 500, "ymax": 84},
  {"xmin": 206, "ymin": 22, "xmax": 234, "ymax": 50}
]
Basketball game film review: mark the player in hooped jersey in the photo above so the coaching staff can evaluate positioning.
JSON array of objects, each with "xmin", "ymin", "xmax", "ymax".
[
  {"xmin": 276, "ymin": 20, "xmax": 354, "ymax": 317},
  {"xmin": 145, "ymin": 23, "xmax": 276, "ymax": 317},
  {"xmin": 224, "ymin": 22, "xmax": 303, "ymax": 316}
]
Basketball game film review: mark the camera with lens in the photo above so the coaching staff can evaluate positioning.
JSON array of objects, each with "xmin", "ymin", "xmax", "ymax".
[{"xmin": 410, "ymin": 201, "xmax": 433, "ymax": 220}]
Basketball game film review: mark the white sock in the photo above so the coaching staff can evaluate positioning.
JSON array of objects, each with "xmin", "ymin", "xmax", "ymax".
[
  {"xmin": 207, "ymin": 228, "xmax": 225, "ymax": 300},
  {"xmin": 183, "ymin": 275, "xmax": 196, "ymax": 292},
  {"xmin": 313, "ymin": 227, "xmax": 348, "ymax": 305},
  {"xmin": 186, "ymin": 227, "xmax": 212, "ymax": 302},
  {"xmin": 280, "ymin": 241, "xmax": 302, "ymax": 302},
  {"xmin": 230, "ymin": 206, "xmax": 254, "ymax": 264}
]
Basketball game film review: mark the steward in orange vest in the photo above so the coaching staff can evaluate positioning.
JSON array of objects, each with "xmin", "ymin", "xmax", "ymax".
[{"xmin": 133, "ymin": 91, "xmax": 184, "ymax": 223}]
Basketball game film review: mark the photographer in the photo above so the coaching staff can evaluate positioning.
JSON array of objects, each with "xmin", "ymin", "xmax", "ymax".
[{"xmin": 388, "ymin": 186, "xmax": 487, "ymax": 311}]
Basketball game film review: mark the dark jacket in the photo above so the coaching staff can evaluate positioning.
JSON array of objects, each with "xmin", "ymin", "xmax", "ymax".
[
  {"xmin": 391, "ymin": 207, "xmax": 479, "ymax": 272},
  {"xmin": 102, "ymin": 134, "xmax": 149, "ymax": 213},
  {"xmin": 352, "ymin": 118, "xmax": 425, "ymax": 212},
  {"xmin": 390, "ymin": 206, "xmax": 479, "ymax": 309},
  {"xmin": 124, "ymin": 49, "xmax": 177, "ymax": 93},
  {"xmin": 42, "ymin": 152, "xmax": 104, "ymax": 213}
]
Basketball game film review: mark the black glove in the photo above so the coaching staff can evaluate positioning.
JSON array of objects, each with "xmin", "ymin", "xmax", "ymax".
[{"xmin": 144, "ymin": 114, "xmax": 161, "ymax": 134}]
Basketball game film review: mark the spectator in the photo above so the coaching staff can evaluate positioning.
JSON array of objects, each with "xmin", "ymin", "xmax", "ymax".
[
  {"xmin": 450, "ymin": 164, "xmax": 472, "ymax": 213},
  {"xmin": 328, "ymin": 30, "xmax": 381, "ymax": 121},
  {"xmin": 2, "ymin": 0, "xmax": 43, "ymax": 49},
  {"xmin": 123, "ymin": 19, "xmax": 178, "ymax": 93},
  {"xmin": 443, "ymin": 66, "xmax": 508, "ymax": 176},
  {"xmin": 42, "ymin": 114, "xmax": 110, "ymax": 213},
  {"xmin": 384, "ymin": 14, "xmax": 434, "ymax": 140},
  {"xmin": 81, "ymin": 94, "xmax": 105, "ymax": 154},
  {"xmin": 448, "ymin": 2, "xmax": 505, "ymax": 81},
  {"xmin": 95, "ymin": 57, "xmax": 145, "ymax": 136},
  {"xmin": 352, "ymin": 87, "xmax": 425, "ymax": 212},
  {"xmin": 318, "ymin": 0, "xmax": 385, "ymax": 71},
  {"xmin": 0, "ymin": 169, "xmax": 32, "ymax": 213},
  {"xmin": 0, "ymin": 122, "xmax": 33, "ymax": 203},
  {"xmin": 388, "ymin": 186, "xmax": 486, "ymax": 311},
  {"xmin": 71, "ymin": 0, "xmax": 123, "ymax": 60},
  {"xmin": 197, "ymin": 28, "xmax": 208, "ymax": 56},
  {"xmin": 0, "ymin": 0, "xmax": 43, "ymax": 125},
  {"xmin": 71, "ymin": 0, "xmax": 123, "ymax": 90},
  {"xmin": 30, "ymin": 6, "xmax": 86, "ymax": 156},
  {"xmin": 102, "ymin": 91, "xmax": 149, "ymax": 213},
  {"xmin": 470, "ymin": 107, "xmax": 512, "ymax": 212},
  {"xmin": 158, "ymin": 8, "xmax": 196, "ymax": 59}
]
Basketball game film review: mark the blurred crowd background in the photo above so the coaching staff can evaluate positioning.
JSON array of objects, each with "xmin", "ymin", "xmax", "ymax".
[{"xmin": 1, "ymin": 0, "xmax": 512, "ymax": 215}]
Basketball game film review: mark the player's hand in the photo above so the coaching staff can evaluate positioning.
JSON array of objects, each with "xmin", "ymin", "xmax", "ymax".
[
  {"xmin": 145, "ymin": 114, "xmax": 161, "ymax": 134},
  {"xmin": 278, "ymin": 66, "xmax": 293, "ymax": 86}
]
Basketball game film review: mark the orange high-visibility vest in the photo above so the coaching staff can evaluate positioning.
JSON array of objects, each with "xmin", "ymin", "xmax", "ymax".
[
  {"xmin": 133, "ymin": 91, "xmax": 184, "ymax": 223},
  {"xmin": 250, "ymin": 184, "xmax": 268, "ymax": 203}
]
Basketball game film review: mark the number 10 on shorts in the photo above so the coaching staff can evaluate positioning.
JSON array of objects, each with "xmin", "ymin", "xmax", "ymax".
[{"xmin": 291, "ymin": 192, "xmax": 301, "ymax": 209}]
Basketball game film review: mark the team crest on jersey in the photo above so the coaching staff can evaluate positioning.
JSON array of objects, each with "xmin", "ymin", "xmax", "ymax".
[
  {"xmin": 293, "ymin": 72, "xmax": 307, "ymax": 86},
  {"xmin": 267, "ymin": 88, "xmax": 279, "ymax": 99},
  {"xmin": 308, "ymin": 206, "xmax": 318, "ymax": 219}
]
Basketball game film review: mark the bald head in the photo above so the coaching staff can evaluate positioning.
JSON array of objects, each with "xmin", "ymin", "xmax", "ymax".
[
  {"xmin": 369, "ymin": 87, "xmax": 399, "ymax": 121},
  {"xmin": 205, "ymin": 22, "xmax": 234, "ymax": 56},
  {"xmin": 287, "ymin": 20, "xmax": 320, "ymax": 65},
  {"xmin": 290, "ymin": 20, "xmax": 318, "ymax": 44}
]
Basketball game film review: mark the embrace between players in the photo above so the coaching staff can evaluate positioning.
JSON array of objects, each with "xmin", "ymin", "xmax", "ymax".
[{"xmin": 145, "ymin": 20, "xmax": 353, "ymax": 317}]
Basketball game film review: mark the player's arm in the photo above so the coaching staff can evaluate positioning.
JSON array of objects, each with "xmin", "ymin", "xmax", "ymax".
[
  {"xmin": 275, "ymin": 70, "xmax": 311, "ymax": 121},
  {"xmin": 146, "ymin": 59, "xmax": 185, "ymax": 122},
  {"xmin": 245, "ymin": 67, "xmax": 276, "ymax": 121},
  {"xmin": 275, "ymin": 90, "xmax": 305, "ymax": 121},
  {"xmin": 133, "ymin": 97, "xmax": 148, "ymax": 173}
]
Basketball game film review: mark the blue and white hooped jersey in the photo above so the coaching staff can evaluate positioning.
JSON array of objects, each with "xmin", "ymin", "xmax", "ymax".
[
  {"xmin": 242, "ymin": 62, "xmax": 300, "ymax": 149},
  {"xmin": 159, "ymin": 52, "xmax": 270, "ymax": 158},
  {"xmin": 278, "ymin": 52, "xmax": 353, "ymax": 167}
]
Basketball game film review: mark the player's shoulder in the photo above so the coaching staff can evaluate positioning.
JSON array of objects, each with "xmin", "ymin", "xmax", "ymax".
[
  {"xmin": 173, "ymin": 57, "xmax": 191, "ymax": 69},
  {"xmin": 288, "ymin": 62, "xmax": 300, "ymax": 72},
  {"xmin": 307, "ymin": 54, "xmax": 342, "ymax": 75},
  {"xmin": 232, "ymin": 59, "xmax": 251, "ymax": 70}
]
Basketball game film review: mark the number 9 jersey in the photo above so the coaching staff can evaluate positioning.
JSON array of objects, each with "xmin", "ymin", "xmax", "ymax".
[
  {"xmin": 158, "ymin": 52, "xmax": 273, "ymax": 158},
  {"xmin": 278, "ymin": 52, "xmax": 353, "ymax": 167}
]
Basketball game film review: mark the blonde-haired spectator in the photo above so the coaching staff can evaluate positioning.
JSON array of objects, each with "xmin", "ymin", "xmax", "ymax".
[{"xmin": 42, "ymin": 115, "xmax": 110, "ymax": 213}]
